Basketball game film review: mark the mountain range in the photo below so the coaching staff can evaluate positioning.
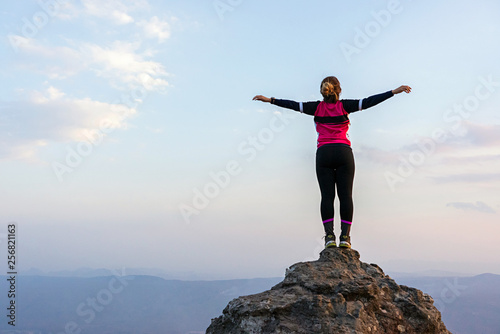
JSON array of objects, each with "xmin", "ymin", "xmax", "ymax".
[{"xmin": 1, "ymin": 269, "xmax": 499, "ymax": 333}]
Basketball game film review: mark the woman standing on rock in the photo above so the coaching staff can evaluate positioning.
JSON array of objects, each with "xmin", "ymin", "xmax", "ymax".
[{"xmin": 253, "ymin": 77, "xmax": 411, "ymax": 249}]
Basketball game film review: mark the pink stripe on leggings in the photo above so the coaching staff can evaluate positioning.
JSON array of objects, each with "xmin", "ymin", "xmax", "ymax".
[
  {"xmin": 341, "ymin": 219, "xmax": 352, "ymax": 225},
  {"xmin": 323, "ymin": 218, "xmax": 334, "ymax": 224}
]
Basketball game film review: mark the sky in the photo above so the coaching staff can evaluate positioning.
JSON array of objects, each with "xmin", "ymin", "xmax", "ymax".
[{"xmin": 1, "ymin": 0, "xmax": 499, "ymax": 280}]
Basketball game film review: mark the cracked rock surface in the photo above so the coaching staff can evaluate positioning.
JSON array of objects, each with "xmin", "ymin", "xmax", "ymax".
[{"xmin": 207, "ymin": 248, "xmax": 451, "ymax": 334}]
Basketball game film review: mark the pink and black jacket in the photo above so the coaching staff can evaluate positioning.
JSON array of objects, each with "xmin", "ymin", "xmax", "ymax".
[{"xmin": 271, "ymin": 90, "xmax": 394, "ymax": 148}]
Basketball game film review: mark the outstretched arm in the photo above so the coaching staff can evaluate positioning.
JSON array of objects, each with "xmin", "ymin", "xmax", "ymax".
[
  {"xmin": 253, "ymin": 94, "xmax": 296, "ymax": 110},
  {"xmin": 344, "ymin": 85, "xmax": 412, "ymax": 113},
  {"xmin": 252, "ymin": 95, "xmax": 319, "ymax": 115}
]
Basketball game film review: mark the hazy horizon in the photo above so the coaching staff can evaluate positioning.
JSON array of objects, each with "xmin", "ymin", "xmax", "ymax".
[
  {"xmin": 1, "ymin": 0, "xmax": 500, "ymax": 281},
  {"xmin": 16, "ymin": 258, "xmax": 500, "ymax": 281}
]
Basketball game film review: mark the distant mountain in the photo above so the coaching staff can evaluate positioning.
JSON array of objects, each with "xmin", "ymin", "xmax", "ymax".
[
  {"xmin": 394, "ymin": 273, "xmax": 500, "ymax": 334},
  {"xmin": 21, "ymin": 267, "xmax": 214, "ymax": 280},
  {"xmin": 1, "ymin": 271, "xmax": 499, "ymax": 333},
  {"xmin": 0, "ymin": 275, "xmax": 281, "ymax": 334},
  {"xmin": 388, "ymin": 270, "xmax": 472, "ymax": 278}
]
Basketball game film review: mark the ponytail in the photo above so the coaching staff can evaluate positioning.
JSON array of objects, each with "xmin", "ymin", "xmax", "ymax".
[{"xmin": 320, "ymin": 76, "xmax": 341, "ymax": 103}]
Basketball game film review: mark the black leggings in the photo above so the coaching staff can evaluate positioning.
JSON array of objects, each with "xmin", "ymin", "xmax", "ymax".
[{"xmin": 315, "ymin": 144, "xmax": 355, "ymax": 235}]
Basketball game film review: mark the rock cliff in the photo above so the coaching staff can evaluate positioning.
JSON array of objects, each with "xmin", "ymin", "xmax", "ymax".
[{"xmin": 207, "ymin": 248, "xmax": 451, "ymax": 334}]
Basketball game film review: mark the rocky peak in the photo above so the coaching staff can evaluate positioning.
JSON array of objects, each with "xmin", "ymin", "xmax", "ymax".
[{"xmin": 207, "ymin": 248, "xmax": 451, "ymax": 334}]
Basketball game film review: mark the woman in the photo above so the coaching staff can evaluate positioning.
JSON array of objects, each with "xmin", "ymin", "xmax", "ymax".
[{"xmin": 253, "ymin": 76, "xmax": 411, "ymax": 249}]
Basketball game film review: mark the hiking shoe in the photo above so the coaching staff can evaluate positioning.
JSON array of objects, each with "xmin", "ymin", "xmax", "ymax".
[
  {"xmin": 339, "ymin": 235, "xmax": 351, "ymax": 248},
  {"xmin": 325, "ymin": 234, "xmax": 336, "ymax": 248}
]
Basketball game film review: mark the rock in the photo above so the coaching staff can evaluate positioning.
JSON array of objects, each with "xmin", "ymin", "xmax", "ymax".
[{"xmin": 206, "ymin": 248, "xmax": 451, "ymax": 334}]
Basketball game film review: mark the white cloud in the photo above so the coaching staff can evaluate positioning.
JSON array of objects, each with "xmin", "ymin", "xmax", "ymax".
[
  {"xmin": 0, "ymin": 87, "xmax": 136, "ymax": 161},
  {"xmin": 3, "ymin": 0, "xmax": 172, "ymax": 162},
  {"xmin": 137, "ymin": 16, "xmax": 171, "ymax": 43},
  {"xmin": 446, "ymin": 201, "xmax": 496, "ymax": 214},
  {"xmin": 82, "ymin": 0, "xmax": 135, "ymax": 24},
  {"xmin": 80, "ymin": 41, "xmax": 169, "ymax": 90},
  {"xmin": 46, "ymin": 0, "xmax": 150, "ymax": 23},
  {"xmin": 8, "ymin": 36, "xmax": 84, "ymax": 79},
  {"xmin": 12, "ymin": 37, "xmax": 169, "ymax": 91},
  {"xmin": 50, "ymin": 1, "xmax": 80, "ymax": 21}
]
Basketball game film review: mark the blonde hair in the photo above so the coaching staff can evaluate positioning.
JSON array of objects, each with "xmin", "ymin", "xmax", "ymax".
[{"xmin": 320, "ymin": 76, "xmax": 341, "ymax": 103}]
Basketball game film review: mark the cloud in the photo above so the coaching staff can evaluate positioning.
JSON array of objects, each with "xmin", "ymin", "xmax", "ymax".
[
  {"xmin": 8, "ymin": 36, "xmax": 84, "ymax": 79},
  {"xmin": 431, "ymin": 173, "xmax": 500, "ymax": 184},
  {"xmin": 12, "ymin": 37, "xmax": 169, "ymax": 91},
  {"xmin": 8, "ymin": 0, "xmax": 173, "ymax": 91},
  {"xmin": 446, "ymin": 201, "xmax": 496, "ymax": 214},
  {"xmin": 357, "ymin": 121, "xmax": 500, "ymax": 181},
  {"xmin": 0, "ymin": 87, "xmax": 135, "ymax": 161},
  {"xmin": 137, "ymin": 16, "xmax": 172, "ymax": 43},
  {"xmin": 457, "ymin": 121, "xmax": 500, "ymax": 146},
  {"xmin": 355, "ymin": 145, "xmax": 401, "ymax": 164},
  {"xmin": 80, "ymin": 41, "xmax": 169, "ymax": 90},
  {"xmin": 358, "ymin": 121, "xmax": 500, "ymax": 165},
  {"xmin": 46, "ymin": 0, "xmax": 150, "ymax": 23},
  {"xmin": 440, "ymin": 152, "xmax": 500, "ymax": 164},
  {"xmin": 81, "ymin": 0, "xmax": 136, "ymax": 24}
]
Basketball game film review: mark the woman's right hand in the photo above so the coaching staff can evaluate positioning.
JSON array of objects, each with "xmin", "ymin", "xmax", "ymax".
[
  {"xmin": 252, "ymin": 95, "xmax": 271, "ymax": 103},
  {"xmin": 392, "ymin": 85, "xmax": 412, "ymax": 94}
]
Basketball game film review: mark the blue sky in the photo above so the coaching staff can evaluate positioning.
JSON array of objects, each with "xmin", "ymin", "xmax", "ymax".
[{"xmin": 1, "ymin": 0, "xmax": 500, "ymax": 279}]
